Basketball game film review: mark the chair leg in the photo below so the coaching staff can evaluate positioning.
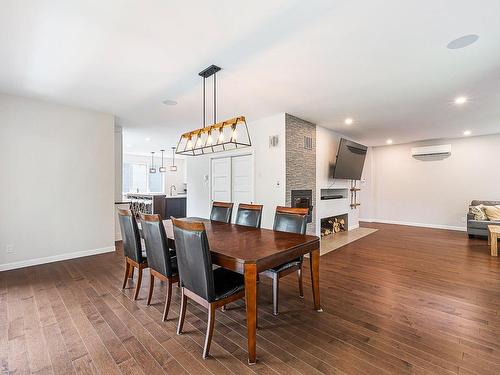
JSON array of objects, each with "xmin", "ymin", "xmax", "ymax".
[
  {"xmin": 128, "ymin": 266, "xmax": 134, "ymax": 279},
  {"xmin": 272, "ymin": 274, "xmax": 279, "ymax": 316},
  {"xmin": 147, "ymin": 274, "xmax": 154, "ymax": 305},
  {"xmin": 177, "ymin": 288, "xmax": 187, "ymax": 335},
  {"xmin": 134, "ymin": 266, "xmax": 143, "ymax": 300},
  {"xmin": 298, "ymin": 266, "xmax": 304, "ymax": 298},
  {"xmin": 162, "ymin": 279, "xmax": 173, "ymax": 321},
  {"xmin": 203, "ymin": 304, "xmax": 216, "ymax": 359},
  {"xmin": 122, "ymin": 261, "xmax": 130, "ymax": 289}
]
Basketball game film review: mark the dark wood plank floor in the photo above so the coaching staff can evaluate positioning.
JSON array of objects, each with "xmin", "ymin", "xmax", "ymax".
[{"xmin": 2, "ymin": 223, "xmax": 500, "ymax": 374}]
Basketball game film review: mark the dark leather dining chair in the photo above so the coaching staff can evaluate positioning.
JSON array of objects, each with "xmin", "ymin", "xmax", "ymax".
[
  {"xmin": 140, "ymin": 213, "xmax": 179, "ymax": 321},
  {"xmin": 117, "ymin": 209, "xmax": 148, "ymax": 300},
  {"xmin": 172, "ymin": 218, "xmax": 245, "ymax": 359},
  {"xmin": 235, "ymin": 203, "xmax": 263, "ymax": 228},
  {"xmin": 210, "ymin": 201, "xmax": 234, "ymax": 223},
  {"xmin": 261, "ymin": 206, "xmax": 308, "ymax": 315}
]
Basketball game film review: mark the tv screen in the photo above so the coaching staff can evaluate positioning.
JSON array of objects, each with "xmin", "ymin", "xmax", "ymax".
[{"xmin": 333, "ymin": 138, "xmax": 367, "ymax": 180}]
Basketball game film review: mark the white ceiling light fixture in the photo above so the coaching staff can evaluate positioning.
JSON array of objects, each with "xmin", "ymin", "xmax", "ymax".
[
  {"xmin": 386, "ymin": 139, "xmax": 393, "ymax": 145},
  {"xmin": 447, "ymin": 34, "xmax": 479, "ymax": 49},
  {"xmin": 454, "ymin": 96, "xmax": 467, "ymax": 105},
  {"xmin": 344, "ymin": 118, "xmax": 353, "ymax": 125},
  {"xmin": 463, "ymin": 130, "xmax": 471, "ymax": 136},
  {"xmin": 162, "ymin": 99, "xmax": 178, "ymax": 106},
  {"xmin": 170, "ymin": 147, "xmax": 178, "ymax": 171}
]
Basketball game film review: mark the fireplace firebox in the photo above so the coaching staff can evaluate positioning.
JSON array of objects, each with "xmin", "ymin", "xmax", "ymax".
[
  {"xmin": 321, "ymin": 213, "xmax": 348, "ymax": 237},
  {"xmin": 291, "ymin": 189, "xmax": 313, "ymax": 223}
]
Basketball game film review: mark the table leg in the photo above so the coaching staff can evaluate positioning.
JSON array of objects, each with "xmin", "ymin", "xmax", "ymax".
[
  {"xmin": 310, "ymin": 248, "xmax": 322, "ymax": 312},
  {"xmin": 244, "ymin": 263, "xmax": 257, "ymax": 365},
  {"xmin": 491, "ymin": 234, "xmax": 498, "ymax": 257}
]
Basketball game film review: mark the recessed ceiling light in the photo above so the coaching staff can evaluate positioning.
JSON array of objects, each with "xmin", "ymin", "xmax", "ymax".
[
  {"xmin": 344, "ymin": 118, "xmax": 353, "ymax": 125},
  {"xmin": 463, "ymin": 130, "xmax": 471, "ymax": 136},
  {"xmin": 447, "ymin": 34, "xmax": 479, "ymax": 49},
  {"xmin": 162, "ymin": 99, "xmax": 178, "ymax": 106},
  {"xmin": 145, "ymin": 137, "xmax": 151, "ymax": 141},
  {"xmin": 454, "ymin": 96, "xmax": 467, "ymax": 105},
  {"xmin": 386, "ymin": 139, "xmax": 393, "ymax": 145}
]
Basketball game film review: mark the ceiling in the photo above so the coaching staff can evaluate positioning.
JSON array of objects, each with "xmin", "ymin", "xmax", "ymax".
[{"xmin": 1, "ymin": 0, "xmax": 500, "ymax": 153}]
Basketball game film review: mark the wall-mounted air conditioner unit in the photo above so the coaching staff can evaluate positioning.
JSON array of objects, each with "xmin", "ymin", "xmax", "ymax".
[{"xmin": 411, "ymin": 144, "xmax": 451, "ymax": 158}]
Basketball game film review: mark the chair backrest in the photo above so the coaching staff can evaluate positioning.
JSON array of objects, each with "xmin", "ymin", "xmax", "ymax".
[
  {"xmin": 140, "ymin": 213, "xmax": 175, "ymax": 277},
  {"xmin": 210, "ymin": 201, "xmax": 234, "ymax": 223},
  {"xmin": 273, "ymin": 206, "xmax": 308, "ymax": 235},
  {"xmin": 235, "ymin": 203, "xmax": 263, "ymax": 228},
  {"xmin": 117, "ymin": 209, "xmax": 144, "ymax": 263},
  {"xmin": 171, "ymin": 218, "xmax": 216, "ymax": 302}
]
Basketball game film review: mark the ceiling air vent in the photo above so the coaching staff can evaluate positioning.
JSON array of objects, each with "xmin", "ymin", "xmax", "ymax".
[{"xmin": 304, "ymin": 136, "xmax": 313, "ymax": 150}]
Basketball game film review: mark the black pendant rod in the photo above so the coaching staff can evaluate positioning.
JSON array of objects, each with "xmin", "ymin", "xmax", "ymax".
[
  {"xmin": 213, "ymin": 72, "xmax": 216, "ymax": 124},
  {"xmin": 202, "ymin": 77, "xmax": 206, "ymax": 128}
]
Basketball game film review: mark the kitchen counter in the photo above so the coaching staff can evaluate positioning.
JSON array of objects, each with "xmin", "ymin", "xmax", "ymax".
[{"xmin": 165, "ymin": 194, "xmax": 186, "ymax": 199}]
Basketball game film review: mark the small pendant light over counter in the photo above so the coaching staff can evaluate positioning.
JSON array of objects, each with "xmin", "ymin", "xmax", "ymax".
[
  {"xmin": 176, "ymin": 64, "xmax": 251, "ymax": 156},
  {"xmin": 159, "ymin": 149, "xmax": 167, "ymax": 173},
  {"xmin": 170, "ymin": 147, "xmax": 178, "ymax": 171},
  {"xmin": 149, "ymin": 151, "xmax": 156, "ymax": 173}
]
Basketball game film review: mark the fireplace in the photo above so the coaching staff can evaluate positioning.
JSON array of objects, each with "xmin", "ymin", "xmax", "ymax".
[
  {"xmin": 291, "ymin": 189, "xmax": 313, "ymax": 223},
  {"xmin": 321, "ymin": 213, "xmax": 348, "ymax": 237}
]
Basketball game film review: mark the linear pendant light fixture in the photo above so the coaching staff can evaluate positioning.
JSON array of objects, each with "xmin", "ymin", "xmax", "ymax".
[
  {"xmin": 170, "ymin": 147, "xmax": 177, "ymax": 171},
  {"xmin": 176, "ymin": 65, "xmax": 251, "ymax": 156}
]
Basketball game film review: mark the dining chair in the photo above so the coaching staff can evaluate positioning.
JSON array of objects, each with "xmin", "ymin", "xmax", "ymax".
[
  {"xmin": 210, "ymin": 201, "xmax": 234, "ymax": 223},
  {"xmin": 261, "ymin": 206, "xmax": 309, "ymax": 315},
  {"xmin": 117, "ymin": 208, "xmax": 148, "ymax": 300},
  {"xmin": 171, "ymin": 218, "xmax": 245, "ymax": 359},
  {"xmin": 235, "ymin": 203, "xmax": 263, "ymax": 228},
  {"xmin": 140, "ymin": 213, "xmax": 179, "ymax": 321}
]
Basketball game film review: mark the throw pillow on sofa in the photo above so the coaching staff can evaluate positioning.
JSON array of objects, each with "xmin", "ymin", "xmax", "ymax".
[
  {"xmin": 469, "ymin": 205, "xmax": 488, "ymax": 221},
  {"xmin": 483, "ymin": 205, "xmax": 500, "ymax": 221}
]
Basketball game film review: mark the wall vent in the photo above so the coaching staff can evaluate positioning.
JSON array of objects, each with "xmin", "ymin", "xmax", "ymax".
[
  {"xmin": 269, "ymin": 135, "xmax": 279, "ymax": 148},
  {"xmin": 304, "ymin": 136, "xmax": 313, "ymax": 150}
]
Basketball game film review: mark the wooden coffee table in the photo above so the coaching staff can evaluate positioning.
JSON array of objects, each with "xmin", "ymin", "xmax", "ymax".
[{"xmin": 487, "ymin": 225, "xmax": 500, "ymax": 256}]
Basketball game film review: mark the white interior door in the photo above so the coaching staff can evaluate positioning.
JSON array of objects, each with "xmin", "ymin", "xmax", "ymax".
[
  {"xmin": 231, "ymin": 154, "xmax": 254, "ymax": 207},
  {"xmin": 210, "ymin": 154, "xmax": 254, "ymax": 222},
  {"xmin": 211, "ymin": 157, "xmax": 231, "ymax": 202}
]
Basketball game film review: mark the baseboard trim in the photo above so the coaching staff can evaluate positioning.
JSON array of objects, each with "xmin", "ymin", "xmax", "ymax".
[
  {"xmin": 0, "ymin": 246, "xmax": 116, "ymax": 272},
  {"xmin": 360, "ymin": 218, "xmax": 466, "ymax": 232}
]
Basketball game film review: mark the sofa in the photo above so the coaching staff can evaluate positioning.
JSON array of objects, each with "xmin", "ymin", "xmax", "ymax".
[{"xmin": 467, "ymin": 200, "xmax": 500, "ymax": 238}]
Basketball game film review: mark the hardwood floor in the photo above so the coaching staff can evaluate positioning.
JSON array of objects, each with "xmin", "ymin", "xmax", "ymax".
[{"xmin": 2, "ymin": 222, "xmax": 500, "ymax": 374}]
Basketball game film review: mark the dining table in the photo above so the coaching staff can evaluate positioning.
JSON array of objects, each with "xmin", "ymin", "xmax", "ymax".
[{"xmin": 162, "ymin": 217, "xmax": 322, "ymax": 364}]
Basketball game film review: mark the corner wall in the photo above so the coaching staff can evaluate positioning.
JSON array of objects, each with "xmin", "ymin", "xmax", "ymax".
[
  {"xmin": 0, "ymin": 94, "xmax": 115, "ymax": 270},
  {"xmin": 359, "ymin": 134, "xmax": 500, "ymax": 230}
]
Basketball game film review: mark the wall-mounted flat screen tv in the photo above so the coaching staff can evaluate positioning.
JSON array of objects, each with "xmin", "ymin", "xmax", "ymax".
[{"xmin": 333, "ymin": 138, "xmax": 367, "ymax": 180}]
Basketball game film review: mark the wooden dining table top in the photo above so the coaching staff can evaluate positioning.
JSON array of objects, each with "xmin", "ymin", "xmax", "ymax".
[{"xmin": 162, "ymin": 218, "xmax": 320, "ymax": 272}]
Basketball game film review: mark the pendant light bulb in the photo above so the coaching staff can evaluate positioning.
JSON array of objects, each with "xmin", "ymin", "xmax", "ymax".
[
  {"xmin": 186, "ymin": 137, "xmax": 193, "ymax": 149},
  {"xmin": 218, "ymin": 129, "xmax": 224, "ymax": 142},
  {"xmin": 206, "ymin": 131, "xmax": 213, "ymax": 145}
]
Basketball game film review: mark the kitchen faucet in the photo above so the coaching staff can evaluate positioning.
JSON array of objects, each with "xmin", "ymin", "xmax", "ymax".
[{"xmin": 169, "ymin": 185, "xmax": 177, "ymax": 196}]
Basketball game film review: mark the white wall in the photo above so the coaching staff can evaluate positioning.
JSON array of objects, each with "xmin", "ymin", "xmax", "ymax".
[
  {"xmin": 187, "ymin": 113, "xmax": 286, "ymax": 229},
  {"xmin": 360, "ymin": 134, "xmax": 500, "ymax": 230},
  {"xmin": 315, "ymin": 126, "xmax": 360, "ymax": 233},
  {"xmin": 0, "ymin": 94, "xmax": 115, "ymax": 270}
]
